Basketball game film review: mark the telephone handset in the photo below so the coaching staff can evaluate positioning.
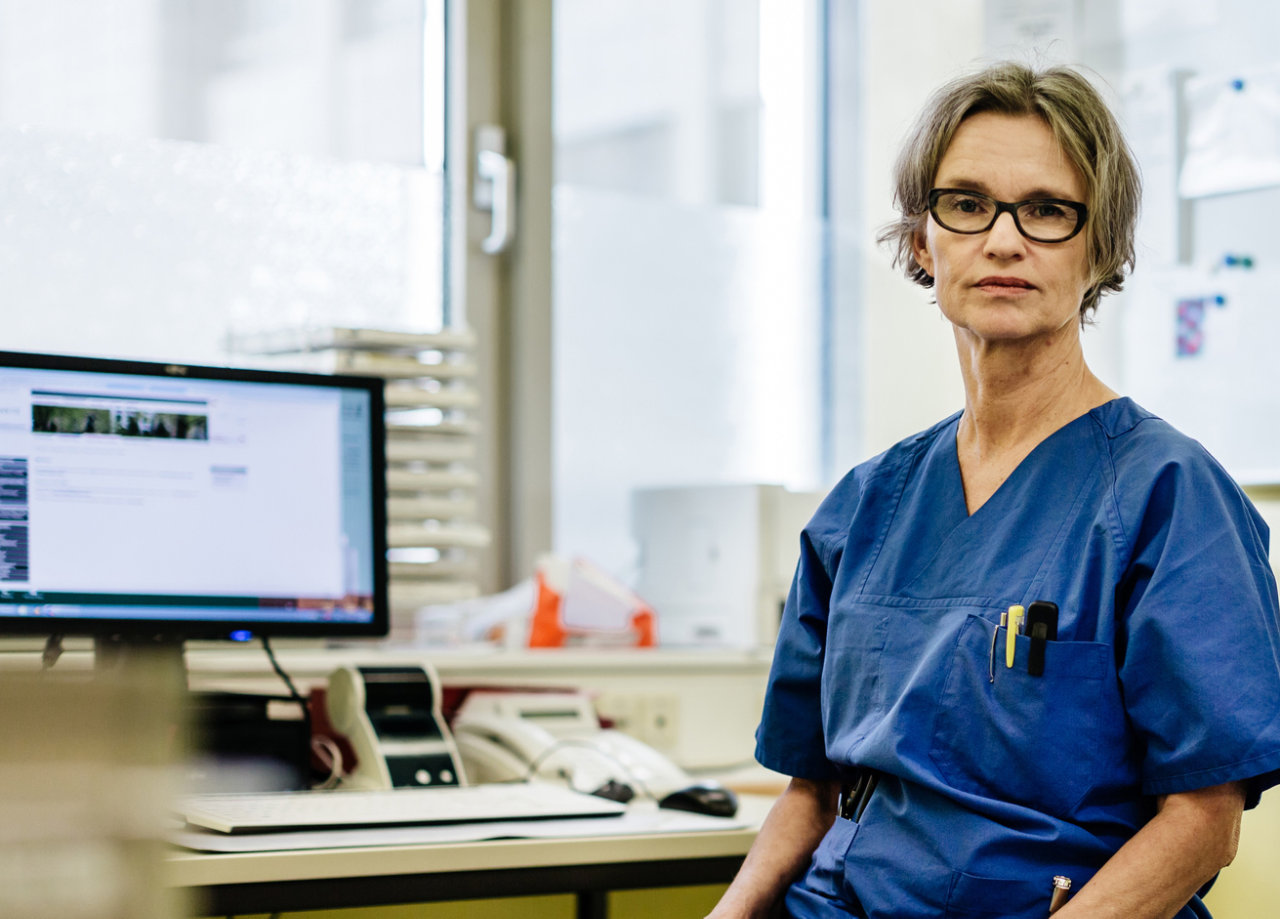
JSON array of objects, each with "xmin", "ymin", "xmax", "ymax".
[
  {"xmin": 325, "ymin": 666, "xmax": 392, "ymax": 789},
  {"xmin": 452, "ymin": 715, "xmax": 633, "ymax": 800},
  {"xmin": 452, "ymin": 715, "xmax": 738, "ymax": 816}
]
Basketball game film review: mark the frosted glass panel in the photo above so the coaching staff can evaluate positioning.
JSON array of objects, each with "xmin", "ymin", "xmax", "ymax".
[
  {"xmin": 0, "ymin": 0, "xmax": 445, "ymax": 363},
  {"xmin": 0, "ymin": 0, "xmax": 431, "ymax": 164},
  {"xmin": 0, "ymin": 127, "xmax": 442, "ymax": 364},
  {"xmin": 553, "ymin": 186, "xmax": 823, "ymax": 576},
  {"xmin": 553, "ymin": 0, "xmax": 826, "ymax": 582},
  {"xmin": 555, "ymin": 0, "xmax": 765, "ymax": 207}
]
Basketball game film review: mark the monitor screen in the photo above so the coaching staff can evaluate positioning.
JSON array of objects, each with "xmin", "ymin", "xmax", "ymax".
[{"xmin": 0, "ymin": 350, "xmax": 388, "ymax": 642}]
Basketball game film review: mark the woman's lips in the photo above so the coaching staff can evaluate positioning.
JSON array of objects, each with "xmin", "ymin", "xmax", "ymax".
[{"xmin": 976, "ymin": 276, "xmax": 1035, "ymax": 293}]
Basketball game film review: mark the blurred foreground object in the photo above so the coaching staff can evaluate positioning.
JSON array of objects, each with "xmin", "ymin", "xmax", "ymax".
[{"xmin": 0, "ymin": 664, "xmax": 186, "ymax": 919}]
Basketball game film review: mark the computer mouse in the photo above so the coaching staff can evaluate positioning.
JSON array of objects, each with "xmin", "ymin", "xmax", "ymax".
[
  {"xmin": 590, "ymin": 779, "xmax": 636, "ymax": 804},
  {"xmin": 658, "ymin": 782, "xmax": 739, "ymax": 818}
]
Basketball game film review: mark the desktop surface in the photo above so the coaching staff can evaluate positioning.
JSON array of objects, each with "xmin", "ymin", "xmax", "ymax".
[
  {"xmin": 178, "ymin": 783, "xmax": 627, "ymax": 835},
  {"xmin": 167, "ymin": 794, "xmax": 772, "ymax": 917}
]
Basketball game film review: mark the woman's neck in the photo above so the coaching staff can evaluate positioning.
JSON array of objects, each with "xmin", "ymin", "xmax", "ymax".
[
  {"xmin": 952, "ymin": 326, "xmax": 1117, "ymax": 514},
  {"xmin": 954, "ymin": 326, "xmax": 1116, "ymax": 456}
]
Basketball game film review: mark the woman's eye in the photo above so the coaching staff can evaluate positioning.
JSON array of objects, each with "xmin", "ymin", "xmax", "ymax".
[
  {"xmin": 1030, "ymin": 202, "xmax": 1067, "ymax": 218},
  {"xmin": 954, "ymin": 197, "xmax": 987, "ymax": 213}
]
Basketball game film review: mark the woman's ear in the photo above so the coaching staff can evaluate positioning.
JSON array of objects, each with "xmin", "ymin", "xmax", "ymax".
[{"xmin": 912, "ymin": 224, "xmax": 934, "ymax": 278}]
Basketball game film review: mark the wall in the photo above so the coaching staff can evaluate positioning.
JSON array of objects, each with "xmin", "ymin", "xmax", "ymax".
[
  {"xmin": 848, "ymin": 0, "xmax": 1160, "ymax": 459},
  {"xmin": 855, "ymin": 1, "xmax": 980, "ymax": 458},
  {"xmin": 1092, "ymin": 0, "xmax": 1280, "ymax": 484}
]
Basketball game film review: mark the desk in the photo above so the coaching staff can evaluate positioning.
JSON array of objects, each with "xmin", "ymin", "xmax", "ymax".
[{"xmin": 168, "ymin": 796, "xmax": 771, "ymax": 919}]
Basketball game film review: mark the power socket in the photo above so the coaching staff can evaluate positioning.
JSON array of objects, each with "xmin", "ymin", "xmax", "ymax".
[
  {"xmin": 594, "ymin": 692, "xmax": 640, "ymax": 735},
  {"xmin": 594, "ymin": 692, "xmax": 679, "ymax": 753},
  {"xmin": 639, "ymin": 693, "xmax": 679, "ymax": 752}
]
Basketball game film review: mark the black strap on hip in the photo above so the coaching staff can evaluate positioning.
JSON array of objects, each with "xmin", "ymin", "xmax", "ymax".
[{"xmin": 839, "ymin": 769, "xmax": 880, "ymax": 822}]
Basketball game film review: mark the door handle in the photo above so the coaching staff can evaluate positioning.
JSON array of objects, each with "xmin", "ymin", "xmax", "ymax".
[{"xmin": 474, "ymin": 125, "xmax": 516, "ymax": 255}]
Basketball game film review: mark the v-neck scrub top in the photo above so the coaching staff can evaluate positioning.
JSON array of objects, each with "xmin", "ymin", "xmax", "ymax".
[{"xmin": 757, "ymin": 398, "xmax": 1280, "ymax": 919}]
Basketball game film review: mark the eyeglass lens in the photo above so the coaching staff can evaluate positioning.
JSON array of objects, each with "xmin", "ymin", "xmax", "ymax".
[{"xmin": 931, "ymin": 191, "xmax": 1082, "ymax": 242}]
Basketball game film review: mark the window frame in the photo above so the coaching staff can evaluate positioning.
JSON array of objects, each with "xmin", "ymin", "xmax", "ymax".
[{"xmin": 456, "ymin": 0, "xmax": 554, "ymax": 592}]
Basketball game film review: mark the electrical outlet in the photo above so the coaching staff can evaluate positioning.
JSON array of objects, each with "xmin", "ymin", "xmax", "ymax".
[
  {"xmin": 593, "ymin": 692, "xmax": 638, "ymax": 734},
  {"xmin": 594, "ymin": 692, "xmax": 678, "ymax": 752},
  {"xmin": 639, "ymin": 693, "xmax": 679, "ymax": 751}
]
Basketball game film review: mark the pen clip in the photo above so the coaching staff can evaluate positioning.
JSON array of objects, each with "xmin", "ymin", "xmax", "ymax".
[{"xmin": 988, "ymin": 610, "xmax": 1008, "ymax": 683}]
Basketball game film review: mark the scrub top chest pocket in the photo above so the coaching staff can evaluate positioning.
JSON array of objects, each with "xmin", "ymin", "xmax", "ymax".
[{"xmin": 930, "ymin": 612, "xmax": 1126, "ymax": 817}]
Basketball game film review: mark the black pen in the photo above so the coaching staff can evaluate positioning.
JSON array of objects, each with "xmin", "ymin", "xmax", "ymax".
[{"xmin": 1025, "ymin": 601, "xmax": 1058, "ymax": 677}]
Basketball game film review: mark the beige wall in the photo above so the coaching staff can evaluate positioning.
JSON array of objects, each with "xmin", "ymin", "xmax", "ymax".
[{"xmin": 1210, "ymin": 792, "xmax": 1280, "ymax": 918}]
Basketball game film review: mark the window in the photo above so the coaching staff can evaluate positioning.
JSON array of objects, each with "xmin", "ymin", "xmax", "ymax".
[
  {"xmin": 0, "ymin": 0, "xmax": 513, "ymax": 629},
  {"xmin": 0, "ymin": 0, "xmax": 449, "ymax": 365},
  {"xmin": 551, "ymin": 0, "xmax": 827, "ymax": 580}
]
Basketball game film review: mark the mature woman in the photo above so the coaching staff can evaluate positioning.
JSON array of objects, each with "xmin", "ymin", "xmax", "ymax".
[{"xmin": 710, "ymin": 62, "xmax": 1280, "ymax": 919}]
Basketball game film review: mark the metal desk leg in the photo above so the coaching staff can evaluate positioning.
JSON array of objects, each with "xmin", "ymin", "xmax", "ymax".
[{"xmin": 577, "ymin": 890, "xmax": 608, "ymax": 919}]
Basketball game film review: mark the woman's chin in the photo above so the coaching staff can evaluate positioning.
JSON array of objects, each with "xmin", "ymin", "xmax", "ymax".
[{"xmin": 947, "ymin": 308, "xmax": 1076, "ymax": 347}]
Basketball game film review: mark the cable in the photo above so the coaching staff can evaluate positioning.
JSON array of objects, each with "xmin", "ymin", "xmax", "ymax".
[
  {"xmin": 310, "ymin": 734, "xmax": 345, "ymax": 790},
  {"xmin": 261, "ymin": 636, "xmax": 307, "ymax": 715},
  {"xmin": 41, "ymin": 634, "xmax": 64, "ymax": 670}
]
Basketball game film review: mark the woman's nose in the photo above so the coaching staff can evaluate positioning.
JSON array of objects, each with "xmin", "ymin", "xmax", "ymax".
[{"xmin": 983, "ymin": 210, "xmax": 1025, "ymax": 256}]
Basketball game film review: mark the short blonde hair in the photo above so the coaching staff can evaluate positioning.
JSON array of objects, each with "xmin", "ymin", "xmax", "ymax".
[{"xmin": 878, "ymin": 62, "xmax": 1141, "ymax": 321}]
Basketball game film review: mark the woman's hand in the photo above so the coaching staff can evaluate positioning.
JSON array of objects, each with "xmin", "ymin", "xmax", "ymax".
[
  {"xmin": 705, "ymin": 776, "xmax": 839, "ymax": 919},
  {"xmin": 1053, "ymin": 781, "xmax": 1246, "ymax": 918}
]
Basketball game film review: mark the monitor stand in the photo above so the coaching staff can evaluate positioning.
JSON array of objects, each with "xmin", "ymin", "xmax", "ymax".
[
  {"xmin": 93, "ymin": 635, "xmax": 189, "ymax": 690},
  {"xmin": 92, "ymin": 635, "xmax": 312, "ymax": 793}
]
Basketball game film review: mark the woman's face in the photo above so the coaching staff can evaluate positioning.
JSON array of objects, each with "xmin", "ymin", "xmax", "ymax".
[{"xmin": 912, "ymin": 111, "xmax": 1092, "ymax": 346}]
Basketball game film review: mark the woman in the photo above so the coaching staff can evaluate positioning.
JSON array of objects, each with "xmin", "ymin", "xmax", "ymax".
[{"xmin": 710, "ymin": 62, "xmax": 1280, "ymax": 919}]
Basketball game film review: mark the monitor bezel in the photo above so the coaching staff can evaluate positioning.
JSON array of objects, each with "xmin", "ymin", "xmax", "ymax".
[{"xmin": 0, "ymin": 349, "xmax": 389, "ymax": 643}]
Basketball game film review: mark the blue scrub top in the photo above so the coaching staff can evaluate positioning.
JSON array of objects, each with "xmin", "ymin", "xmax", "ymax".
[{"xmin": 756, "ymin": 398, "xmax": 1280, "ymax": 919}]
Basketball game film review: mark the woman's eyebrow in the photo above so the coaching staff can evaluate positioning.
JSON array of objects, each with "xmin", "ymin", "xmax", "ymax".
[
  {"xmin": 934, "ymin": 177, "xmax": 989, "ymax": 193},
  {"xmin": 936, "ymin": 177, "xmax": 1079, "ymax": 200}
]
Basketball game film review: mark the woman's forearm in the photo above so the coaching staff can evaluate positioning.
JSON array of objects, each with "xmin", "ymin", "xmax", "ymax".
[
  {"xmin": 707, "ymin": 777, "xmax": 839, "ymax": 919},
  {"xmin": 1054, "ymin": 781, "xmax": 1245, "ymax": 919}
]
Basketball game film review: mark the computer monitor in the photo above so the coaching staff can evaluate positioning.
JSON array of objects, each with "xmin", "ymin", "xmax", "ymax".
[{"xmin": 0, "ymin": 350, "xmax": 389, "ymax": 665}]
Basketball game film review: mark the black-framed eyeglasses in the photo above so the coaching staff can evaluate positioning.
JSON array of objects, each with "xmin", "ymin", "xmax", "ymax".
[{"xmin": 927, "ymin": 188, "xmax": 1088, "ymax": 243}]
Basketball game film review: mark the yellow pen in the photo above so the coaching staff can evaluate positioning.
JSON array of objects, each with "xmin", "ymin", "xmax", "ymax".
[{"xmin": 1005, "ymin": 604, "xmax": 1025, "ymax": 668}]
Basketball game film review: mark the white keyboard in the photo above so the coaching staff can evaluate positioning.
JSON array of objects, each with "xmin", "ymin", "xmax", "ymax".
[{"xmin": 179, "ymin": 783, "xmax": 627, "ymax": 835}]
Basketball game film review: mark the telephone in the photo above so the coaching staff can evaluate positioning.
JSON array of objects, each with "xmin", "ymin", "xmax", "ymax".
[
  {"xmin": 452, "ymin": 704, "xmax": 738, "ymax": 818},
  {"xmin": 322, "ymin": 664, "xmax": 465, "ymax": 791}
]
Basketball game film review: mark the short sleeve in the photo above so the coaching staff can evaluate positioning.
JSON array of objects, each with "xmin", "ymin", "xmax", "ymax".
[
  {"xmin": 754, "ymin": 523, "xmax": 843, "ymax": 781},
  {"xmin": 1116, "ymin": 443, "xmax": 1280, "ymax": 807}
]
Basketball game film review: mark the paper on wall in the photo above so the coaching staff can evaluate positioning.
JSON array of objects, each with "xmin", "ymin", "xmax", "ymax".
[
  {"xmin": 1123, "ymin": 266, "xmax": 1280, "ymax": 482},
  {"xmin": 1180, "ymin": 66, "xmax": 1280, "ymax": 198}
]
